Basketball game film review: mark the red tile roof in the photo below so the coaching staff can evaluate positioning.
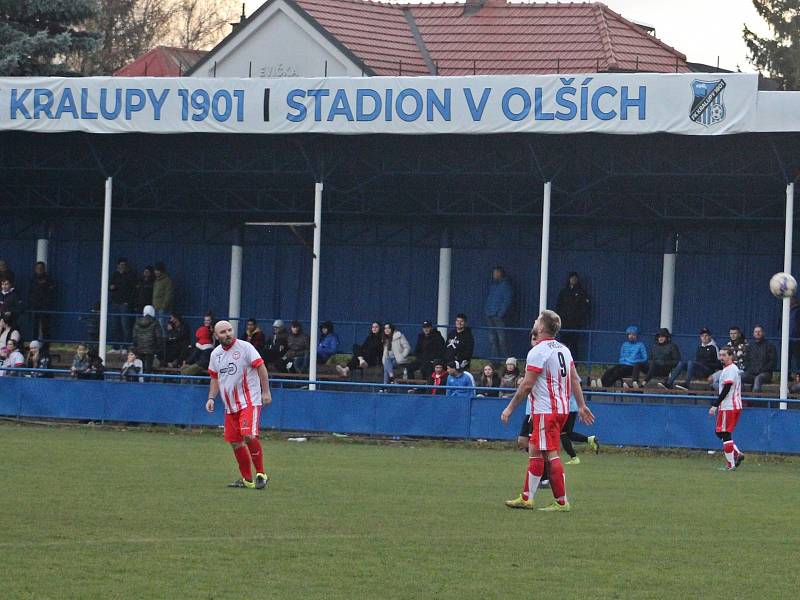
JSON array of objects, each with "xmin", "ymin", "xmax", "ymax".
[
  {"xmin": 115, "ymin": 46, "xmax": 207, "ymax": 77},
  {"xmin": 293, "ymin": 0, "xmax": 689, "ymax": 75}
]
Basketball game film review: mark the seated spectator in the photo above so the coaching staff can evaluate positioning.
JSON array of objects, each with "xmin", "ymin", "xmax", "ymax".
[
  {"xmin": 0, "ymin": 339, "xmax": 24, "ymax": 376},
  {"xmin": 135, "ymin": 266, "xmax": 154, "ymax": 314},
  {"xmin": 285, "ymin": 320, "xmax": 310, "ymax": 373},
  {"xmin": 499, "ymin": 357, "xmax": 521, "ymax": 398},
  {"xmin": 0, "ymin": 316, "xmax": 21, "ymax": 349},
  {"xmin": 445, "ymin": 360, "xmax": 475, "ymax": 397},
  {"xmin": 28, "ymin": 261, "xmax": 56, "ymax": 344},
  {"xmin": 445, "ymin": 313, "xmax": 475, "ymax": 371},
  {"xmin": 661, "ymin": 328, "xmax": 720, "ymax": 390},
  {"xmin": 181, "ymin": 314, "xmax": 215, "ymax": 376},
  {"xmin": 0, "ymin": 277, "xmax": 22, "ymax": 324},
  {"xmin": 24, "ymin": 340, "xmax": 51, "ymax": 378},
  {"xmin": 0, "ymin": 259, "xmax": 15, "ymax": 286},
  {"xmin": 245, "ymin": 319, "xmax": 266, "ymax": 356},
  {"xmin": 121, "ymin": 348, "xmax": 144, "ymax": 382},
  {"xmin": 164, "ymin": 313, "xmax": 191, "ymax": 367},
  {"xmin": 710, "ymin": 326, "xmax": 748, "ymax": 391},
  {"xmin": 741, "ymin": 325, "xmax": 777, "ymax": 392},
  {"xmin": 476, "ymin": 363, "xmax": 501, "ymax": 397},
  {"xmin": 406, "ymin": 320, "xmax": 446, "ymax": 380},
  {"xmin": 428, "ymin": 360, "xmax": 448, "ymax": 395},
  {"xmin": 382, "ymin": 323, "xmax": 411, "ymax": 385},
  {"xmin": 70, "ymin": 343, "xmax": 91, "ymax": 378},
  {"xmin": 264, "ymin": 319, "xmax": 289, "ymax": 371},
  {"xmin": 598, "ymin": 326, "xmax": 648, "ymax": 388},
  {"xmin": 642, "ymin": 328, "xmax": 680, "ymax": 386},
  {"xmin": 791, "ymin": 372, "xmax": 800, "ymax": 394},
  {"xmin": 82, "ymin": 349, "xmax": 105, "ymax": 380},
  {"xmin": 317, "ymin": 320, "xmax": 340, "ymax": 364},
  {"xmin": 132, "ymin": 305, "xmax": 164, "ymax": 372},
  {"xmin": 337, "ymin": 321, "xmax": 383, "ymax": 377}
]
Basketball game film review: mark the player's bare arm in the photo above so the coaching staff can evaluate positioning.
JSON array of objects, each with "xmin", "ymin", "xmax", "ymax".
[
  {"xmin": 206, "ymin": 378, "xmax": 219, "ymax": 413},
  {"xmin": 501, "ymin": 369, "xmax": 539, "ymax": 424},
  {"xmin": 570, "ymin": 364, "xmax": 595, "ymax": 425},
  {"xmin": 258, "ymin": 364, "xmax": 272, "ymax": 406}
]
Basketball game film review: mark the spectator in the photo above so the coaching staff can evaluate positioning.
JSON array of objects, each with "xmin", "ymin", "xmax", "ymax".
[
  {"xmin": 499, "ymin": 357, "xmax": 521, "ymax": 398},
  {"xmin": 337, "ymin": 321, "xmax": 383, "ymax": 377},
  {"xmin": 710, "ymin": 326, "xmax": 749, "ymax": 391},
  {"xmin": 445, "ymin": 313, "xmax": 475, "ymax": 370},
  {"xmin": 476, "ymin": 363, "xmax": 501, "ymax": 397},
  {"xmin": 245, "ymin": 319, "xmax": 266, "ymax": 355},
  {"xmin": 164, "ymin": 313, "xmax": 191, "ymax": 367},
  {"xmin": 485, "ymin": 266, "xmax": 513, "ymax": 358},
  {"xmin": 180, "ymin": 314, "xmax": 215, "ymax": 376},
  {"xmin": 0, "ymin": 259, "xmax": 15, "ymax": 285},
  {"xmin": 81, "ymin": 302, "xmax": 101, "ymax": 345},
  {"xmin": 381, "ymin": 322, "xmax": 411, "ymax": 385},
  {"xmin": 121, "ymin": 348, "xmax": 144, "ymax": 382},
  {"xmin": 556, "ymin": 272, "xmax": 591, "ymax": 359},
  {"xmin": 445, "ymin": 360, "xmax": 475, "ymax": 397},
  {"xmin": 135, "ymin": 266, "xmax": 155, "ymax": 313},
  {"xmin": 0, "ymin": 339, "xmax": 24, "ymax": 376},
  {"xmin": 405, "ymin": 320, "xmax": 446, "ymax": 380},
  {"xmin": 132, "ymin": 305, "xmax": 163, "ymax": 372},
  {"xmin": 317, "ymin": 320, "xmax": 340, "ymax": 364},
  {"xmin": 741, "ymin": 325, "xmax": 777, "ymax": 392},
  {"xmin": 428, "ymin": 360, "xmax": 448, "ymax": 395},
  {"xmin": 285, "ymin": 320, "xmax": 310, "ymax": 373},
  {"xmin": 24, "ymin": 340, "xmax": 50, "ymax": 377},
  {"xmin": 642, "ymin": 328, "xmax": 681, "ymax": 386},
  {"xmin": 598, "ymin": 326, "xmax": 648, "ymax": 388},
  {"xmin": 70, "ymin": 343, "xmax": 91, "ymax": 378},
  {"xmin": 83, "ymin": 349, "xmax": 105, "ymax": 380},
  {"xmin": 109, "ymin": 258, "xmax": 137, "ymax": 346},
  {"xmin": 152, "ymin": 262, "xmax": 174, "ymax": 326},
  {"xmin": 0, "ymin": 316, "xmax": 21, "ymax": 349},
  {"xmin": 264, "ymin": 319, "xmax": 289, "ymax": 371},
  {"xmin": 661, "ymin": 328, "xmax": 720, "ymax": 391},
  {"xmin": 0, "ymin": 277, "xmax": 23, "ymax": 324},
  {"xmin": 28, "ymin": 262, "xmax": 56, "ymax": 343}
]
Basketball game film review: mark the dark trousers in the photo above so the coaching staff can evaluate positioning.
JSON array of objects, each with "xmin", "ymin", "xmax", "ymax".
[
  {"xmin": 560, "ymin": 331, "xmax": 581, "ymax": 361},
  {"xmin": 643, "ymin": 361, "xmax": 674, "ymax": 382},
  {"xmin": 560, "ymin": 412, "xmax": 590, "ymax": 458},
  {"xmin": 31, "ymin": 310, "xmax": 51, "ymax": 343},
  {"xmin": 406, "ymin": 358, "xmax": 437, "ymax": 380},
  {"xmin": 601, "ymin": 362, "xmax": 647, "ymax": 387}
]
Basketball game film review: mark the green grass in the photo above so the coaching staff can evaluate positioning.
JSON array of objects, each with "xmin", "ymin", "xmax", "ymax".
[{"xmin": 1, "ymin": 422, "xmax": 798, "ymax": 599}]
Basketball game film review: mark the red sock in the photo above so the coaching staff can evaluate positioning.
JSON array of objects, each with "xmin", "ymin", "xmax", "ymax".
[
  {"xmin": 523, "ymin": 456, "xmax": 545, "ymax": 500},
  {"xmin": 246, "ymin": 438, "xmax": 265, "ymax": 474},
  {"xmin": 548, "ymin": 456, "xmax": 567, "ymax": 504},
  {"xmin": 233, "ymin": 445, "xmax": 253, "ymax": 481}
]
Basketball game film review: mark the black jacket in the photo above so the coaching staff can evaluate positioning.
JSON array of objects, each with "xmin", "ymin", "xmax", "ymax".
[
  {"xmin": 132, "ymin": 315, "xmax": 163, "ymax": 355},
  {"xmin": 445, "ymin": 327, "xmax": 474, "ymax": 364},
  {"xmin": 650, "ymin": 330, "xmax": 681, "ymax": 366},
  {"xmin": 356, "ymin": 332, "xmax": 383, "ymax": 365},
  {"xmin": 414, "ymin": 330, "xmax": 446, "ymax": 363},
  {"xmin": 695, "ymin": 342, "xmax": 721, "ymax": 372},
  {"xmin": 555, "ymin": 280, "xmax": 591, "ymax": 329},
  {"xmin": 110, "ymin": 269, "xmax": 137, "ymax": 305},
  {"xmin": 135, "ymin": 278, "xmax": 154, "ymax": 312},
  {"xmin": 746, "ymin": 338, "xmax": 777, "ymax": 375},
  {"xmin": 28, "ymin": 274, "xmax": 55, "ymax": 309}
]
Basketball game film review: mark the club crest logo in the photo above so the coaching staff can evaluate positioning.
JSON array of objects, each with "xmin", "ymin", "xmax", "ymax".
[
  {"xmin": 233, "ymin": 351, "xmax": 241, "ymax": 360},
  {"xmin": 690, "ymin": 79, "xmax": 727, "ymax": 126}
]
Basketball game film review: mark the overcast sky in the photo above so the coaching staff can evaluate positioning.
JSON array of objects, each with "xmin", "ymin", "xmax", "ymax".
[{"xmin": 244, "ymin": 0, "xmax": 772, "ymax": 72}]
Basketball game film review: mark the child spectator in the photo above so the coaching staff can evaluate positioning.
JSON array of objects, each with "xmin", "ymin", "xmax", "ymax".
[
  {"xmin": 0, "ymin": 339, "xmax": 24, "ymax": 376},
  {"xmin": 181, "ymin": 313, "xmax": 215, "ymax": 376},
  {"xmin": 428, "ymin": 360, "xmax": 448, "ymax": 395},
  {"xmin": 317, "ymin": 320, "xmax": 340, "ymax": 364},
  {"xmin": 70, "ymin": 343, "xmax": 91, "ymax": 378},
  {"xmin": 24, "ymin": 340, "xmax": 50, "ymax": 378},
  {"xmin": 121, "ymin": 349, "xmax": 144, "ymax": 382},
  {"xmin": 132, "ymin": 305, "xmax": 163, "ymax": 372}
]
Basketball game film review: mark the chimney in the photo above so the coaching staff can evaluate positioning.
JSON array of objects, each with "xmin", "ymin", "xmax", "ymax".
[
  {"xmin": 463, "ymin": 0, "xmax": 487, "ymax": 17},
  {"xmin": 230, "ymin": 3, "xmax": 247, "ymax": 32}
]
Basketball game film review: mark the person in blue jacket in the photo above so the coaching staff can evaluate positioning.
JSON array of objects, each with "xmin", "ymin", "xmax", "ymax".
[
  {"xmin": 317, "ymin": 320, "xmax": 340, "ymax": 364},
  {"xmin": 598, "ymin": 325, "xmax": 648, "ymax": 388},
  {"xmin": 445, "ymin": 360, "xmax": 475, "ymax": 397},
  {"xmin": 485, "ymin": 266, "xmax": 513, "ymax": 358}
]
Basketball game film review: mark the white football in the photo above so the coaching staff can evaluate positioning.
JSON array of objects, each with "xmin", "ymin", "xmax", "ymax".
[{"xmin": 769, "ymin": 272, "xmax": 797, "ymax": 298}]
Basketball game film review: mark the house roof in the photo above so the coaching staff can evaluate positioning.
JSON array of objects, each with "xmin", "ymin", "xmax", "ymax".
[{"xmin": 115, "ymin": 46, "xmax": 207, "ymax": 77}]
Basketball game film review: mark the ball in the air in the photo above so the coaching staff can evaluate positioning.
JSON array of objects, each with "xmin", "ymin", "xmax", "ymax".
[{"xmin": 769, "ymin": 272, "xmax": 797, "ymax": 298}]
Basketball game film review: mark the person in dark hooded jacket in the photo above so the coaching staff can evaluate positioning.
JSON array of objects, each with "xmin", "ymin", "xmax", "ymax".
[
  {"xmin": 642, "ymin": 328, "xmax": 681, "ymax": 386},
  {"xmin": 555, "ymin": 272, "xmax": 591, "ymax": 358},
  {"xmin": 405, "ymin": 320, "xmax": 446, "ymax": 380},
  {"xmin": 132, "ymin": 305, "xmax": 163, "ymax": 371},
  {"xmin": 741, "ymin": 325, "xmax": 777, "ymax": 392},
  {"xmin": 337, "ymin": 321, "xmax": 383, "ymax": 377}
]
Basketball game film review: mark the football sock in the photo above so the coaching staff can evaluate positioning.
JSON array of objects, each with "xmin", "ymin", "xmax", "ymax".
[
  {"xmin": 560, "ymin": 434, "xmax": 577, "ymax": 458},
  {"xmin": 247, "ymin": 438, "xmax": 265, "ymax": 474},
  {"xmin": 733, "ymin": 443, "xmax": 742, "ymax": 457},
  {"xmin": 723, "ymin": 441, "xmax": 735, "ymax": 469},
  {"xmin": 523, "ymin": 456, "xmax": 545, "ymax": 500},
  {"xmin": 233, "ymin": 445, "xmax": 253, "ymax": 481},
  {"xmin": 548, "ymin": 456, "xmax": 567, "ymax": 504}
]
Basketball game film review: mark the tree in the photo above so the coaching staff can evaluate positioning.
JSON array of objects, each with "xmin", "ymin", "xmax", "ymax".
[
  {"xmin": 169, "ymin": 0, "xmax": 238, "ymax": 50},
  {"xmin": 0, "ymin": 0, "xmax": 101, "ymax": 75},
  {"xmin": 744, "ymin": 1, "xmax": 800, "ymax": 90}
]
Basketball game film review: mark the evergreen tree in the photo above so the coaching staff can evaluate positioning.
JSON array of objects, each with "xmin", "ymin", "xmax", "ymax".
[
  {"xmin": 744, "ymin": 0, "xmax": 800, "ymax": 90},
  {"xmin": 0, "ymin": 0, "xmax": 100, "ymax": 75}
]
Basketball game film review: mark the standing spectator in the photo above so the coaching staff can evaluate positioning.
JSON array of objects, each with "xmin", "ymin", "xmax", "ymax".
[
  {"xmin": 81, "ymin": 302, "xmax": 101, "ymax": 346},
  {"xmin": 121, "ymin": 349, "xmax": 144, "ymax": 382},
  {"xmin": 405, "ymin": 320, "xmax": 446, "ymax": 380},
  {"xmin": 285, "ymin": 320, "xmax": 310, "ymax": 373},
  {"xmin": 317, "ymin": 320, "xmax": 340, "ymax": 364},
  {"xmin": 0, "ymin": 278, "xmax": 23, "ymax": 323},
  {"xmin": 661, "ymin": 328, "xmax": 720, "ymax": 391},
  {"xmin": 28, "ymin": 262, "xmax": 56, "ymax": 344},
  {"xmin": 245, "ymin": 319, "xmax": 266, "ymax": 356},
  {"xmin": 132, "ymin": 305, "xmax": 163, "ymax": 372},
  {"xmin": 445, "ymin": 360, "xmax": 475, "ymax": 397},
  {"xmin": 109, "ymin": 258, "xmax": 137, "ymax": 346},
  {"xmin": 477, "ymin": 363, "xmax": 501, "ymax": 397},
  {"xmin": 0, "ymin": 316, "xmax": 21, "ymax": 349},
  {"xmin": 164, "ymin": 313, "xmax": 191, "ymax": 367},
  {"xmin": 485, "ymin": 266, "xmax": 513, "ymax": 358},
  {"xmin": 181, "ymin": 315, "xmax": 215, "ymax": 377},
  {"xmin": 264, "ymin": 319, "xmax": 289, "ymax": 371},
  {"xmin": 70, "ymin": 343, "xmax": 91, "ymax": 377},
  {"xmin": 135, "ymin": 266, "xmax": 155, "ymax": 314},
  {"xmin": 381, "ymin": 322, "xmax": 411, "ymax": 385},
  {"xmin": 556, "ymin": 272, "xmax": 591, "ymax": 359},
  {"xmin": 428, "ymin": 360, "xmax": 448, "ymax": 395},
  {"xmin": 642, "ymin": 328, "xmax": 681, "ymax": 386},
  {"xmin": 0, "ymin": 339, "xmax": 24, "ymax": 376},
  {"xmin": 337, "ymin": 321, "xmax": 383, "ymax": 377},
  {"xmin": 24, "ymin": 340, "xmax": 50, "ymax": 377},
  {"xmin": 499, "ymin": 357, "xmax": 521, "ymax": 398},
  {"xmin": 741, "ymin": 325, "xmax": 777, "ymax": 392},
  {"xmin": 445, "ymin": 313, "xmax": 475, "ymax": 370},
  {"xmin": 152, "ymin": 262, "xmax": 174, "ymax": 326},
  {"xmin": 598, "ymin": 326, "xmax": 648, "ymax": 388},
  {"xmin": 0, "ymin": 259, "xmax": 15, "ymax": 285}
]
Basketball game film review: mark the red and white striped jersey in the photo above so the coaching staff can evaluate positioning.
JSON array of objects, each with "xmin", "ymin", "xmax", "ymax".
[
  {"xmin": 208, "ymin": 339, "xmax": 265, "ymax": 414},
  {"xmin": 526, "ymin": 338, "xmax": 573, "ymax": 415},
  {"xmin": 719, "ymin": 364, "xmax": 742, "ymax": 410}
]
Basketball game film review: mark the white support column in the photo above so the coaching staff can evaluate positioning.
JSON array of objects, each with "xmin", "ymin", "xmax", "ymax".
[
  {"xmin": 98, "ymin": 177, "xmax": 112, "ymax": 366},
  {"xmin": 36, "ymin": 238, "xmax": 48, "ymax": 265},
  {"xmin": 660, "ymin": 235, "xmax": 678, "ymax": 331},
  {"xmin": 539, "ymin": 181, "xmax": 552, "ymax": 313},
  {"xmin": 228, "ymin": 244, "xmax": 243, "ymax": 333},
  {"xmin": 780, "ymin": 182, "xmax": 794, "ymax": 409},
  {"xmin": 308, "ymin": 182, "xmax": 323, "ymax": 389},
  {"xmin": 437, "ymin": 242, "xmax": 452, "ymax": 338}
]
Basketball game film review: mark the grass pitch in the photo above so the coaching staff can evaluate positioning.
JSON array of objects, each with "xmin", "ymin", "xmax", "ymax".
[{"xmin": 1, "ymin": 422, "xmax": 798, "ymax": 599}]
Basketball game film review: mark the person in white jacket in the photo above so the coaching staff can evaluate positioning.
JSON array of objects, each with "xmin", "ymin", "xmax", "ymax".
[{"xmin": 382, "ymin": 322, "xmax": 411, "ymax": 385}]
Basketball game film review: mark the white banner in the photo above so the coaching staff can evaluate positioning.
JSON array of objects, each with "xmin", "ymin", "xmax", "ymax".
[{"xmin": 0, "ymin": 73, "xmax": 764, "ymax": 136}]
